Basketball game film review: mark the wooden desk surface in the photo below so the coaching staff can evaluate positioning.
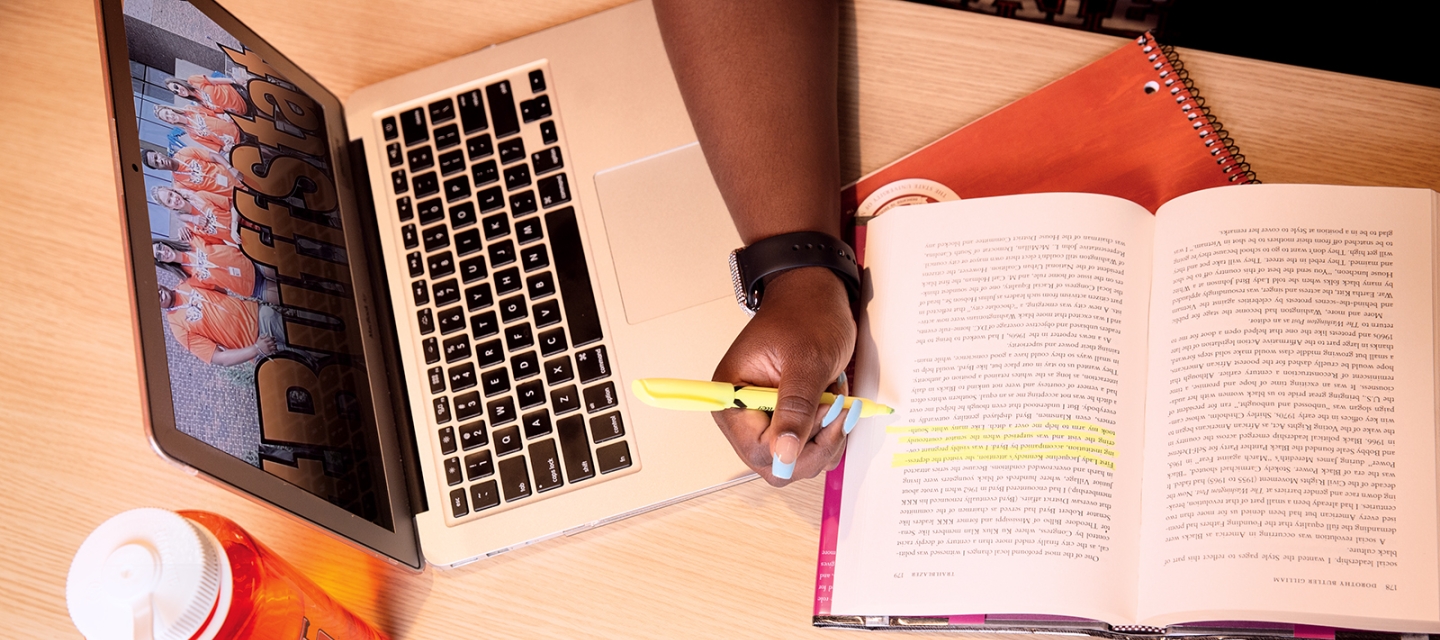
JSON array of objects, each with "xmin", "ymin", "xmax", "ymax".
[{"xmin": 2, "ymin": 0, "xmax": 1436, "ymax": 637}]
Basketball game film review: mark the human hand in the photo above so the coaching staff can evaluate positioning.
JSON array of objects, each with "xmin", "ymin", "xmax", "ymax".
[
  {"xmin": 254, "ymin": 335, "xmax": 277, "ymax": 356},
  {"xmin": 712, "ymin": 267, "xmax": 858, "ymax": 486}
]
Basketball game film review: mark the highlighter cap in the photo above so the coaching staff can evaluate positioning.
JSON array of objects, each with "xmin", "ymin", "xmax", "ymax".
[
  {"xmin": 631, "ymin": 378, "xmax": 736, "ymax": 411},
  {"xmin": 67, "ymin": 508, "xmax": 232, "ymax": 640}
]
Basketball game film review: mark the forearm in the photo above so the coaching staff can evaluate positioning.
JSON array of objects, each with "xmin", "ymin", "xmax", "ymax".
[
  {"xmin": 209, "ymin": 345, "xmax": 258, "ymax": 366},
  {"xmin": 654, "ymin": 0, "xmax": 840, "ymax": 243}
]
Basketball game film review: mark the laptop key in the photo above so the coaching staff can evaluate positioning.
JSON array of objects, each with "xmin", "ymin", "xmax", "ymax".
[
  {"xmin": 459, "ymin": 255, "xmax": 487, "ymax": 283},
  {"xmin": 477, "ymin": 186, "xmax": 504, "ymax": 213},
  {"xmin": 471, "ymin": 159, "xmax": 498, "ymax": 186},
  {"xmin": 544, "ymin": 355, "xmax": 574, "ymax": 386},
  {"xmin": 481, "ymin": 367, "xmax": 510, "ymax": 397},
  {"xmin": 497, "ymin": 137, "xmax": 525, "ymax": 165},
  {"xmin": 428, "ymin": 97, "xmax": 455, "ymax": 124},
  {"xmin": 422, "ymin": 225, "xmax": 449, "ymax": 252},
  {"xmin": 381, "ymin": 115, "xmax": 398, "ymax": 140},
  {"xmin": 422, "ymin": 336, "xmax": 439, "ymax": 362},
  {"xmin": 537, "ymin": 173, "xmax": 570, "ymax": 208},
  {"xmin": 454, "ymin": 391, "xmax": 482, "ymax": 422},
  {"xmin": 512, "ymin": 351, "xmax": 540, "ymax": 380},
  {"xmin": 401, "ymin": 224, "xmax": 418, "ymax": 249},
  {"xmin": 465, "ymin": 283, "xmax": 493, "ymax": 311},
  {"xmin": 531, "ymin": 439, "xmax": 563, "ymax": 492},
  {"xmin": 450, "ymin": 202, "xmax": 477, "ymax": 230},
  {"xmin": 432, "ymin": 395, "xmax": 451, "ymax": 424},
  {"xmin": 407, "ymin": 146, "xmax": 433, "ymax": 172},
  {"xmin": 426, "ymin": 252, "xmax": 455, "ymax": 278},
  {"xmin": 437, "ymin": 307, "xmax": 466, "ymax": 335},
  {"xmin": 526, "ymin": 272, "xmax": 555, "ymax": 300},
  {"xmin": 515, "ymin": 217, "xmax": 543, "ymax": 245},
  {"xmin": 444, "ymin": 456, "xmax": 463, "ymax": 486},
  {"xmin": 470, "ymin": 311, "xmax": 499, "ymax": 339},
  {"xmin": 457, "ymin": 89, "xmax": 488, "ymax": 134},
  {"xmin": 391, "ymin": 170, "xmax": 407, "ymax": 194},
  {"xmin": 454, "ymin": 228, "xmax": 482, "ymax": 256},
  {"xmin": 482, "ymin": 213, "xmax": 509, "ymax": 240},
  {"xmin": 531, "ymin": 146, "xmax": 563, "ymax": 175},
  {"xmin": 437, "ymin": 426, "xmax": 457, "ymax": 455},
  {"xmin": 410, "ymin": 280, "xmax": 428, "ymax": 306},
  {"xmin": 448, "ymin": 362, "xmax": 476, "ymax": 392},
  {"xmin": 494, "ymin": 426, "xmax": 522, "ymax": 456},
  {"xmin": 539, "ymin": 120, "xmax": 558, "ymax": 145},
  {"xmin": 510, "ymin": 191, "xmax": 537, "ymax": 218},
  {"xmin": 550, "ymin": 384, "xmax": 580, "ymax": 415},
  {"xmin": 545, "ymin": 206, "xmax": 602, "ymax": 346},
  {"xmin": 448, "ymin": 488, "xmax": 468, "ymax": 518},
  {"xmin": 499, "ymin": 294, "xmax": 528, "ymax": 324},
  {"xmin": 504, "ymin": 164, "xmax": 531, "ymax": 191},
  {"xmin": 505, "ymin": 323, "xmax": 534, "ymax": 351},
  {"xmin": 438, "ymin": 149, "xmax": 465, "ymax": 176},
  {"xmin": 432, "ymin": 279, "xmax": 460, "ymax": 307},
  {"xmin": 596, "ymin": 441, "xmax": 632, "ymax": 474},
  {"xmin": 466, "ymin": 134, "xmax": 493, "ymax": 161},
  {"xmin": 428, "ymin": 366, "xmax": 446, "ymax": 394},
  {"xmin": 459, "ymin": 420, "xmax": 487, "ymax": 450},
  {"xmin": 417, "ymin": 197, "xmax": 444, "ymax": 224},
  {"xmin": 443, "ymin": 335, "xmax": 470, "ymax": 362},
  {"xmin": 407, "ymin": 252, "xmax": 424, "ymax": 277},
  {"xmin": 528, "ymin": 69, "xmax": 546, "ymax": 92},
  {"xmin": 485, "ymin": 80, "xmax": 520, "ymax": 139},
  {"xmin": 488, "ymin": 240, "xmax": 516, "ymax": 267},
  {"xmin": 575, "ymin": 345, "xmax": 610, "ymax": 383},
  {"xmin": 400, "ymin": 107, "xmax": 427, "ymax": 145},
  {"xmin": 555, "ymin": 415, "xmax": 596, "ymax": 485},
  {"xmin": 520, "ymin": 94, "xmax": 551, "ymax": 123},
  {"xmin": 386, "ymin": 142, "xmax": 403, "ymax": 167},
  {"xmin": 590, "ymin": 411, "xmax": 624, "ymax": 444},
  {"xmin": 475, "ymin": 339, "xmax": 504, "ymax": 368},
  {"xmin": 488, "ymin": 396, "xmax": 518, "ymax": 425},
  {"xmin": 538, "ymin": 327, "xmax": 566, "ymax": 357},
  {"xmin": 396, "ymin": 195, "xmax": 413, "ymax": 220},
  {"xmin": 444, "ymin": 175, "xmax": 470, "ymax": 202},
  {"xmin": 495, "ymin": 268, "xmax": 522, "ymax": 295},
  {"xmin": 470, "ymin": 480, "xmax": 500, "ymax": 511},
  {"xmin": 583, "ymin": 381, "xmax": 618, "ymax": 413},
  {"xmin": 433, "ymin": 124, "xmax": 460, "ymax": 150},
  {"xmin": 465, "ymin": 450, "xmax": 494, "ymax": 480},
  {"xmin": 412, "ymin": 172, "xmax": 439, "ymax": 198},
  {"xmin": 533, "ymin": 299, "xmax": 561, "ymax": 328},
  {"xmin": 417, "ymin": 310, "xmax": 436, "ymax": 336},
  {"xmin": 498, "ymin": 454, "xmax": 531, "ymax": 502},
  {"xmin": 522, "ymin": 406, "xmax": 551, "ymax": 437}
]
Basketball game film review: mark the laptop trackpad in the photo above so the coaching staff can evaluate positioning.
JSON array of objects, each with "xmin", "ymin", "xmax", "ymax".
[{"xmin": 594, "ymin": 143, "xmax": 741, "ymax": 325}]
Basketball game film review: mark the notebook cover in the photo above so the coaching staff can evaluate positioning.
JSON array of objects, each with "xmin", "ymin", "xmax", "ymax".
[
  {"xmin": 816, "ymin": 33, "xmax": 1263, "ymax": 628},
  {"xmin": 842, "ymin": 33, "xmax": 1256, "ymax": 261}
]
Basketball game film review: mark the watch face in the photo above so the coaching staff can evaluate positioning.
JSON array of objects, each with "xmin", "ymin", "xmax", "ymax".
[{"xmin": 728, "ymin": 248, "xmax": 756, "ymax": 317}]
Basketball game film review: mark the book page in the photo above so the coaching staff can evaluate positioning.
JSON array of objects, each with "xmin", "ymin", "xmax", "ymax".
[
  {"xmin": 1138, "ymin": 185, "xmax": 1439, "ymax": 631},
  {"xmin": 833, "ymin": 193, "xmax": 1154, "ymax": 623}
]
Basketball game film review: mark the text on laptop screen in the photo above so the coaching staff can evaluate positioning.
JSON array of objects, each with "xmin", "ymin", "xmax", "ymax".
[{"xmin": 124, "ymin": 0, "xmax": 392, "ymax": 529}]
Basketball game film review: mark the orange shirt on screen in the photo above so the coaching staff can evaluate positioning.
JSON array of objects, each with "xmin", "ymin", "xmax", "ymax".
[
  {"xmin": 179, "ymin": 239, "xmax": 256, "ymax": 296},
  {"xmin": 166, "ymin": 284, "xmax": 259, "ymax": 363},
  {"xmin": 179, "ymin": 107, "xmax": 241, "ymax": 153},
  {"xmin": 188, "ymin": 75, "xmax": 249, "ymax": 117},
  {"xmin": 180, "ymin": 189, "xmax": 239, "ymax": 246},
  {"xmin": 171, "ymin": 147, "xmax": 240, "ymax": 195}
]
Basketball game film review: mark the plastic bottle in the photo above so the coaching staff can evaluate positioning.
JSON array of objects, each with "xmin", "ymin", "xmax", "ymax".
[{"xmin": 66, "ymin": 508, "xmax": 389, "ymax": 640}]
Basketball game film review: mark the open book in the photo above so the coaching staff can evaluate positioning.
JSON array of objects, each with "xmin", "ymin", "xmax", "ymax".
[{"xmin": 822, "ymin": 185, "xmax": 1440, "ymax": 634}]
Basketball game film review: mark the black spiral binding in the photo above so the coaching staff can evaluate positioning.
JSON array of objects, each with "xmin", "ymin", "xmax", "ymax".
[{"xmin": 1137, "ymin": 34, "xmax": 1259, "ymax": 184}]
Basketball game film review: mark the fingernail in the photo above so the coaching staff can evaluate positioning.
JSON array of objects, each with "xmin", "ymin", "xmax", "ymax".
[
  {"xmin": 836, "ymin": 371, "xmax": 848, "ymax": 389},
  {"xmin": 843, "ymin": 399, "xmax": 864, "ymax": 434},
  {"xmin": 822, "ymin": 394, "xmax": 846, "ymax": 426},
  {"xmin": 772, "ymin": 433, "xmax": 800, "ymax": 479}
]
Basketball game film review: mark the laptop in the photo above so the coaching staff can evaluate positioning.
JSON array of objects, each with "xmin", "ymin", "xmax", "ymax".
[{"xmin": 97, "ymin": 0, "xmax": 753, "ymax": 568}]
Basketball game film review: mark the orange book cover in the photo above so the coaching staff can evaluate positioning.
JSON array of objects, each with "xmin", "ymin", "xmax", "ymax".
[{"xmin": 843, "ymin": 34, "xmax": 1257, "ymax": 260}]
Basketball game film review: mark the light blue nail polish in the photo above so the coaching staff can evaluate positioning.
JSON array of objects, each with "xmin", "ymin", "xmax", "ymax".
[
  {"xmin": 836, "ymin": 371, "xmax": 848, "ymax": 389},
  {"xmin": 772, "ymin": 453, "xmax": 795, "ymax": 480},
  {"xmin": 822, "ymin": 394, "xmax": 846, "ymax": 426},
  {"xmin": 843, "ymin": 399, "xmax": 864, "ymax": 434}
]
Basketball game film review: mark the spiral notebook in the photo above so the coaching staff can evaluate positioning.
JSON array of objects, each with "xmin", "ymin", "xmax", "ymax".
[
  {"xmin": 809, "ymin": 35, "xmax": 1426, "ymax": 638},
  {"xmin": 842, "ymin": 33, "xmax": 1257, "ymax": 261}
]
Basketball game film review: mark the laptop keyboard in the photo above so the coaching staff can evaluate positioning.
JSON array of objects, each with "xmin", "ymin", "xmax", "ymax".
[{"xmin": 377, "ymin": 63, "xmax": 637, "ymax": 524}]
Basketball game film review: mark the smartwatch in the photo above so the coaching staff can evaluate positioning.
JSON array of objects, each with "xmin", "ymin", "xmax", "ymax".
[{"xmin": 728, "ymin": 231, "xmax": 860, "ymax": 317}]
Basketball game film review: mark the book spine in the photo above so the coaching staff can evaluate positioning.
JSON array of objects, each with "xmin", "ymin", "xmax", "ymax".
[{"xmin": 1138, "ymin": 34, "xmax": 1259, "ymax": 185}]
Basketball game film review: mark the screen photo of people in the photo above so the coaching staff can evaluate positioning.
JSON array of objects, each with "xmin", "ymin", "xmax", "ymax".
[{"xmin": 124, "ymin": 0, "xmax": 391, "ymax": 528}]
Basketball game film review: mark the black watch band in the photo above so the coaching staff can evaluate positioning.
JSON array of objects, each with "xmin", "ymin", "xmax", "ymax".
[{"xmin": 728, "ymin": 231, "xmax": 860, "ymax": 316}]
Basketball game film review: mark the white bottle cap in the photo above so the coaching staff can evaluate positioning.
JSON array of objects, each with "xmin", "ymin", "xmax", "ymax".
[{"xmin": 67, "ymin": 509, "xmax": 232, "ymax": 640}]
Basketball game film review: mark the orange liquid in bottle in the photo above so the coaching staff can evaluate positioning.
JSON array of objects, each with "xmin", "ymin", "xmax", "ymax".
[{"xmin": 179, "ymin": 511, "xmax": 390, "ymax": 640}]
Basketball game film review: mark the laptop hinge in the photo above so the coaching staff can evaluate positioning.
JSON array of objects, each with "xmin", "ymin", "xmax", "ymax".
[{"xmin": 347, "ymin": 137, "xmax": 429, "ymax": 515}]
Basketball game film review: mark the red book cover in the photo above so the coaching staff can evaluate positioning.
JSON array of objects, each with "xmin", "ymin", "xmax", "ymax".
[
  {"xmin": 843, "ymin": 33, "xmax": 1257, "ymax": 261},
  {"xmin": 818, "ymin": 34, "xmax": 1258, "ymax": 620}
]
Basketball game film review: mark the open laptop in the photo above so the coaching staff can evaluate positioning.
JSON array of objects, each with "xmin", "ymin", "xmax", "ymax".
[{"xmin": 97, "ymin": 0, "xmax": 753, "ymax": 568}]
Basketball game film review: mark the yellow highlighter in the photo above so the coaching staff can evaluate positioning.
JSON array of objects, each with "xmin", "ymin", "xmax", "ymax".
[{"xmin": 631, "ymin": 378, "xmax": 894, "ymax": 417}]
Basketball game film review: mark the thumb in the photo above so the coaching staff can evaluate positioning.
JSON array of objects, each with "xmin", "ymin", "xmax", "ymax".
[{"xmin": 763, "ymin": 362, "xmax": 833, "ymax": 481}]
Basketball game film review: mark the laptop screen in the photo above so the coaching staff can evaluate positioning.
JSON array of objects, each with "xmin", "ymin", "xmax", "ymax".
[{"xmin": 121, "ymin": 0, "xmax": 396, "ymax": 530}]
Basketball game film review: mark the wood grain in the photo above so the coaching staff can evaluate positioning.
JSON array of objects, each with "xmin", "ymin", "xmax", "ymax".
[{"xmin": 1, "ymin": 0, "xmax": 1436, "ymax": 636}]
